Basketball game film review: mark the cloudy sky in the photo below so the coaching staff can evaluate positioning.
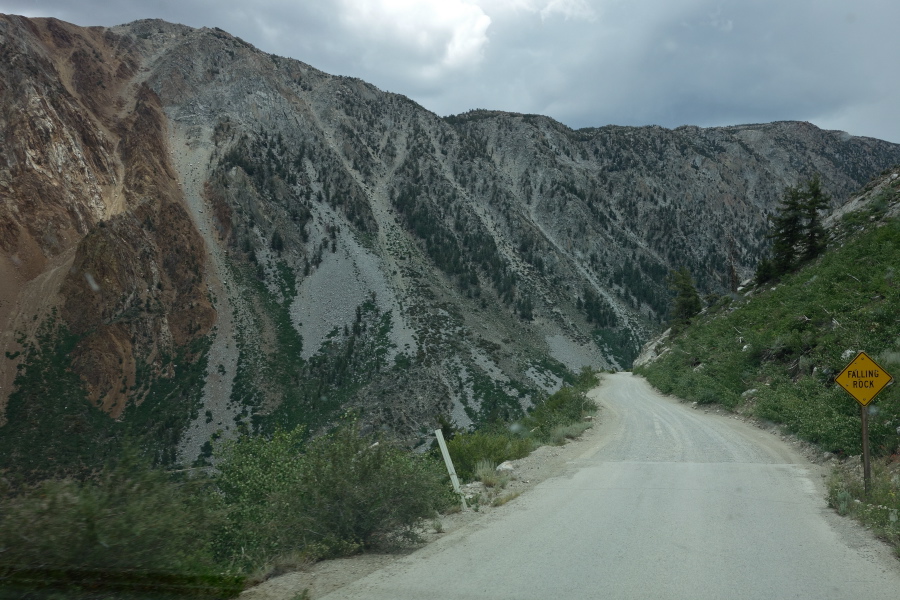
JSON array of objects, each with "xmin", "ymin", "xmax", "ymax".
[{"xmin": 4, "ymin": 0, "xmax": 899, "ymax": 143}]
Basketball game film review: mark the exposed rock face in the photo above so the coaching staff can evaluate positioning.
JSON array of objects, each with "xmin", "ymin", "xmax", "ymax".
[
  {"xmin": 0, "ymin": 16, "xmax": 213, "ymax": 431},
  {"xmin": 2, "ymin": 14, "xmax": 900, "ymax": 468}
]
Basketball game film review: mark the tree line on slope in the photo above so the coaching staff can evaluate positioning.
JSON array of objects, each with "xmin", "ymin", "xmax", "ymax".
[{"xmin": 664, "ymin": 175, "xmax": 830, "ymax": 329}]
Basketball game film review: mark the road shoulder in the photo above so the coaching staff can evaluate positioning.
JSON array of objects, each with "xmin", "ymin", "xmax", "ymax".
[{"xmin": 240, "ymin": 385, "xmax": 618, "ymax": 599}]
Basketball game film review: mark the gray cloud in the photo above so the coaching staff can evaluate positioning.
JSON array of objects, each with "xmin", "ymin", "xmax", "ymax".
[{"xmin": 2, "ymin": 0, "xmax": 898, "ymax": 142}]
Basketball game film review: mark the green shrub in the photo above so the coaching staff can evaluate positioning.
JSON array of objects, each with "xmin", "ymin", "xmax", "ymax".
[
  {"xmin": 214, "ymin": 427, "xmax": 308, "ymax": 569},
  {"xmin": 572, "ymin": 365, "xmax": 600, "ymax": 390},
  {"xmin": 447, "ymin": 431, "xmax": 534, "ymax": 481},
  {"xmin": 0, "ymin": 451, "xmax": 240, "ymax": 598},
  {"xmin": 292, "ymin": 422, "xmax": 455, "ymax": 550},
  {"xmin": 215, "ymin": 421, "xmax": 454, "ymax": 571},
  {"xmin": 524, "ymin": 385, "xmax": 598, "ymax": 440}
]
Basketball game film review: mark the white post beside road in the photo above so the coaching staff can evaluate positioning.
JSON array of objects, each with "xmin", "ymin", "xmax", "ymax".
[{"xmin": 435, "ymin": 429, "xmax": 467, "ymax": 511}]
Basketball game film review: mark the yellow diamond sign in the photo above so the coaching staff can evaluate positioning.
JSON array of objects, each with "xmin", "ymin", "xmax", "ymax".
[{"xmin": 835, "ymin": 351, "xmax": 893, "ymax": 406}]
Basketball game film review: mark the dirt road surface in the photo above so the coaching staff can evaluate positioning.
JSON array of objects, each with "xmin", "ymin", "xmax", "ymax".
[{"xmin": 305, "ymin": 372, "xmax": 900, "ymax": 599}]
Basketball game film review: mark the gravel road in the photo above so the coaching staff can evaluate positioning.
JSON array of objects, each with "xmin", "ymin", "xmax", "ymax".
[{"xmin": 315, "ymin": 372, "xmax": 900, "ymax": 600}]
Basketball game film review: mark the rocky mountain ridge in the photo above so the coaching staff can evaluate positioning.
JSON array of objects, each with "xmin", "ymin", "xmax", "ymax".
[{"xmin": 2, "ymin": 14, "xmax": 900, "ymax": 471}]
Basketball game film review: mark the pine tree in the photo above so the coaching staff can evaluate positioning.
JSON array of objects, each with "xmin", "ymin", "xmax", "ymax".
[
  {"xmin": 754, "ymin": 256, "xmax": 775, "ymax": 285},
  {"xmin": 667, "ymin": 267, "xmax": 702, "ymax": 326},
  {"xmin": 270, "ymin": 230, "xmax": 284, "ymax": 253},
  {"xmin": 799, "ymin": 175, "xmax": 829, "ymax": 262},
  {"xmin": 769, "ymin": 185, "xmax": 804, "ymax": 276},
  {"xmin": 756, "ymin": 175, "xmax": 830, "ymax": 282},
  {"xmin": 517, "ymin": 295, "xmax": 534, "ymax": 321}
]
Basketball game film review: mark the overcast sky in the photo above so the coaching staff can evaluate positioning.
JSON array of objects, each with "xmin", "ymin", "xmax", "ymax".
[{"xmin": 3, "ymin": 0, "xmax": 899, "ymax": 143}]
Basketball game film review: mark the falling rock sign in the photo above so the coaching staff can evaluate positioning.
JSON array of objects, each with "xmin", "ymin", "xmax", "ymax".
[
  {"xmin": 835, "ymin": 351, "xmax": 893, "ymax": 406},
  {"xmin": 836, "ymin": 351, "xmax": 893, "ymax": 497}
]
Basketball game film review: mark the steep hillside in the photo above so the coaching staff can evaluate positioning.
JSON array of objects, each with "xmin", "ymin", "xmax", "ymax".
[
  {"xmin": 2, "ymin": 14, "xmax": 900, "ymax": 472},
  {"xmin": 635, "ymin": 166, "xmax": 900, "ymax": 456}
]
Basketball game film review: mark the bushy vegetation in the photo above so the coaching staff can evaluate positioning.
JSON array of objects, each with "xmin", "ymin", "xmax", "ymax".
[
  {"xmin": 0, "ymin": 450, "xmax": 239, "ymax": 599},
  {"xmin": 637, "ymin": 215, "xmax": 900, "ymax": 456},
  {"xmin": 0, "ymin": 364, "xmax": 601, "ymax": 597},
  {"xmin": 447, "ymin": 368, "xmax": 599, "ymax": 481},
  {"xmin": 215, "ymin": 421, "xmax": 454, "ymax": 571},
  {"xmin": 0, "ymin": 421, "xmax": 453, "ymax": 598}
]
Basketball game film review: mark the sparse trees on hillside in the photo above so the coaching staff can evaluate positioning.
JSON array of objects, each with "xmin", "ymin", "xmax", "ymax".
[
  {"xmin": 769, "ymin": 185, "xmax": 805, "ymax": 276},
  {"xmin": 755, "ymin": 175, "xmax": 830, "ymax": 284},
  {"xmin": 577, "ymin": 287, "xmax": 617, "ymax": 327},
  {"xmin": 516, "ymin": 295, "xmax": 534, "ymax": 321},
  {"xmin": 667, "ymin": 267, "xmax": 702, "ymax": 326}
]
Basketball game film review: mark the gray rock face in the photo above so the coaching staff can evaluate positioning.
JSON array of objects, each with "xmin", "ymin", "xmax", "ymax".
[{"xmin": 4, "ymin": 16, "xmax": 900, "ymax": 463}]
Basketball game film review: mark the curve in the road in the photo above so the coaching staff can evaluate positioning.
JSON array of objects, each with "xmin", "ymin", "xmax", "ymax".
[{"xmin": 320, "ymin": 372, "xmax": 900, "ymax": 600}]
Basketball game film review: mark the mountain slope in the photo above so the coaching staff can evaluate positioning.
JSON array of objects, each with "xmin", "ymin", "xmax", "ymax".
[{"xmin": 2, "ymin": 14, "xmax": 900, "ymax": 472}]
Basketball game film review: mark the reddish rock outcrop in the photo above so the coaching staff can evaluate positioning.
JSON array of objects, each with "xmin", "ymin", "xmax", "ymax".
[{"xmin": 0, "ymin": 15, "xmax": 212, "ymax": 420}]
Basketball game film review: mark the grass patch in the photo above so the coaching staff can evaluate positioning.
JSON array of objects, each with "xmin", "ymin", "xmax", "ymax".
[
  {"xmin": 474, "ymin": 459, "xmax": 509, "ymax": 489},
  {"xmin": 446, "ymin": 431, "xmax": 533, "ymax": 481},
  {"xmin": 828, "ymin": 458, "xmax": 900, "ymax": 556},
  {"xmin": 548, "ymin": 421, "xmax": 593, "ymax": 446}
]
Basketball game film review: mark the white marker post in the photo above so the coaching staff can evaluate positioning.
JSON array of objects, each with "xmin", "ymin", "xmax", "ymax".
[{"xmin": 434, "ymin": 429, "xmax": 467, "ymax": 511}]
